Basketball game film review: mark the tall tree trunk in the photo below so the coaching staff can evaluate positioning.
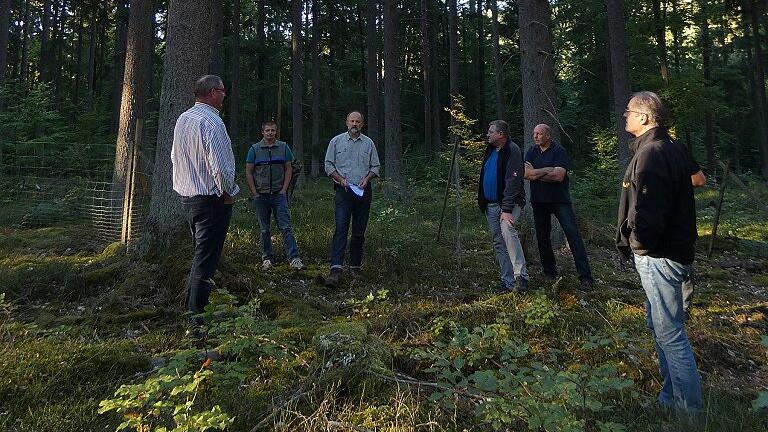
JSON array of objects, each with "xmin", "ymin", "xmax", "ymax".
[
  {"xmin": 366, "ymin": 0, "xmax": 381, "ymax": 147},
  {"xmin": 113, "ymin": 0, "xmax": 153, "ymax": 210},
  {"xmin": 72, "ymin": 10, "xmax": 84, "ymax": 105},
  {"xmin": 20, "ymin": 0, "xmax": 29, "ymax": 84},
  {"xmin": 310, "ymin": 0, "xmax": 321, "ymax": 177},
  {"xmin": 53, "ymin": 0, "xmax": 69, "ymax": 99},
  {"xmin": 256, "ymin": 0, "xmax": 265, "ymax": 125},
  {"xmin": 429, "ymin": 0, "xmax": 441, "ymax": 151},
  {"xmin": 475, "ymin": 0, "xmax": 486, "ymax": 127},
  {"xmin": 148, "ymin": 0, "xmax": 216, "ymax": 242},
  {"xmin": 110, "ymin": 0, "xmax": 129, "ymax": 134},
  {"xmin": 383, "ymin": 0, "xmax": 402, "ymax": 184},
  {"xmin": 490, "ymin": 0, "xmax": 504, "ymax": 119},
  {"xmin": 700, "ymin": 0, "xmax": 715, "ymax": 173},
  {"xmin": 652, "ymin": 0, "xmax": 670, "ymax": 85},
  {"xmin": 87, "ymin": 8, "xmax": 97, "ymax": 106},
  {"xmin": 229, "ymin": 0, "xmax": 240, "ymax": 147},
  {"xmin": 518, "ymin": 0, "xmax": 559, "ymax": 150},
  {"xmin": 448, "ymin": 0, "xmax": 459, "ymax": 99},
  {"xmin": 40, "ymin": 0, "xmax": 51, "ymax": 82},
  {"xmin": 421, "ymin": 0, "xmax": 434, "ymax": 156},
  {"xmin": 208, "ymin": 0, "xmax": 223, "ymax": 75},
  {"xmin": 746, "ymin": 0, "xmax": 768, "ymax": 179},
  {"xmin": 0, "ymin": 0, "xmax": 11, "ymax": 84},
  {"xmin": 670, "ymin": 0, "xmax": 681, "ymax": 71},
  {"xmin": 290, "ymin": 0, "xmax": 304, "ymax": 184},
  {"xmin": 604, "ymin": 0, "xmax": 632, "ymax": 171}
]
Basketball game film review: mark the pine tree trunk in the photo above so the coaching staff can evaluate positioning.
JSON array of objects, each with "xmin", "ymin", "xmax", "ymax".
[
  {"xmin": 421, "ymin": 0, "xmax": 434, "ymax": 156},
  {"xmin": 40, "ymin": 0, "xmax": 51, "ymax": 82},
  {"xmin": 110, "ymin": 1, "xmax": 129, "ymax": 134},
  {"xmin": 670, "ymin": 0, "xmax": 681, "ymax": 71},
  {"xmin": 72, "ymin": 11, "xmax": 83, "ymax": 105},
  {"xmin": 652, "ymin": 0, "xmax": 670, "ymax": 85},
  {"xmin": 310, "ymin": 0, "xmax": 321, "ymax": 177},
  {"xmin": 448, "ymin": 0, "xmax": 459, "ymax": 98},
  {"xmin": 291, "ymin": 0, "xmax": 304, "ymax": 185},
  {"xmin": 700, "ymin": 0, "xmax": 715, "ymax": 173},
  {"xmin": 746, "ymin": 0, "xmax": 768, "ymax": 179},
  {"xmin": 229, "ymin": 0, "xmax": 240, "ymax": 148},
  {"xmin": 429, "ymin": 0, "xmax": 441, "ymax": 151},
  {"xmin": 383, "ymin": 0, "xmax": 402, "ymax": 184},
  {"xmin": 604, "ymin": 0, "xmax": 632, "ymax": 172},
  {"xmin": 476, "ymin": 0, "xmax": 486, "ymax": 127},
  {"xmin": 0, "ymin": 0, "xmax": 11, "ymax": 84},
  {"xmin": 20, "ymin": 0, "xmax": 29, "ymax": 84},
  {"xmin": 366, "ymin": 0, "xmax": 381, "ymax": 147},
  {"xmin": 208, "ymin": 0, "xmax": 223, "ymax": 76},
  {"xmin": 53, "ymin": 0, "xmax": 69, "ymax": 99},
  {"xmin": 490, "ymin": 0, "xmax": 504, "ymax": 119},
  {"xmin": 112, "ymin": 0, "xmax": 153, "ymax": 215},
  {"xmin": 256, "ymin": 0, "xmax": 265, "ymax": 125},
  {"xmin": 518, "ymin": 0, "xmax": 559, "ymax": 150},
  {"xmin": 147, "ymin": 0, "xmax": 216, "ymax": 243},
  {"xmin": 87, "ymin": 9, "xmax": 97, "ymax": 105}
]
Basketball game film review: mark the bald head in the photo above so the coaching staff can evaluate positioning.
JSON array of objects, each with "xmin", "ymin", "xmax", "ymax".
[{"xmin": 533, "ymin": 124, "xmax": 552, "ymax": 148}]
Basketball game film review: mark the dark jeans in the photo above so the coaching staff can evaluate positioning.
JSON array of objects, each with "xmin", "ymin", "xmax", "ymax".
[
  {"xmin": 532, "ymin": 202, "xmax": 593, "ymax": 281},
  {"xmin": 182, "ymin": 195, "xmax": 233, "ymax": 315},
  {"xmin": 254, "ymin": 193, "xmax": 299, "ymax": 261},
  {"xmin": 330, "ymin": 185, "xmax": 372, "ymax": 269}
]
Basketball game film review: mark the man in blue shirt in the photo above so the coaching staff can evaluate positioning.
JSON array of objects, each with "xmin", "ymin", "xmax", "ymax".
[
  {"xmin": 245, "ymin": 121, "xmax": 304, "ymax": 272},
  {"xmin": 478, "ymin": 120, "xmax": 528, "ymax": 293},
  {"xmin": 524, "ymin": 124, "xmax": 594, "ymax": 290}
]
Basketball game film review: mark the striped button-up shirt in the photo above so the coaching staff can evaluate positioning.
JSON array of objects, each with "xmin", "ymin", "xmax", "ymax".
[
  {"xmin": 324, "ymin": 132, "xmax": 380, "ymax": 185},
  {"xmin": 171, "ymin": 102, "xmax": 240, "ymax": 198}
]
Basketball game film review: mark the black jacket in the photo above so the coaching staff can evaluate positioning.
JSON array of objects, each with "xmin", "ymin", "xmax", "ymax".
[
  {"xmin": 616, "ymin": 127, "xmax": 697, "ymax": 264},
  {"xmin": 477, "ymin": 139, "xmax": 526, "ymax": 213}
]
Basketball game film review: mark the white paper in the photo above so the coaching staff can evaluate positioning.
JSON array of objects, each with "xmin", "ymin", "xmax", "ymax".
[{"xmin": 349, "ymin": 184, "xmax": 365, "ymax": 197}]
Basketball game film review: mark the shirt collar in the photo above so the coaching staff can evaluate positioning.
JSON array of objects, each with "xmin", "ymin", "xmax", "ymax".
[
  {"xmin": 347, "ymin": 132, "xmax": 363, "ymax": 142},
  {"xmin": 195, "ymin": 101, "xmax": 220, "ymax": 115}
]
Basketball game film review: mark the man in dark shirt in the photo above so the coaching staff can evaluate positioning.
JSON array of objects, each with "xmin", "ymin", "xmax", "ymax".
[
  {"xmin": 616, "ymin": 91, "xmax": 702, "ymax": 414},
  {"xmin": 524, "ymin": 124, "xmax": 594, "ymax": 290},
  {"xmin": 478, "ymin": 120, "xmax": 528, "ymax": 293}
]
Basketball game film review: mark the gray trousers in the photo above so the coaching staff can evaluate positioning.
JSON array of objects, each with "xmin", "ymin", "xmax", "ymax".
[{"xmin": 486, "ymin": 204, "xmax": 528, "ymax": 288}]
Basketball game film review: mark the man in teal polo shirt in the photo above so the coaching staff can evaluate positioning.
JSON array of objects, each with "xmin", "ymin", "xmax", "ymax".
[{"xmin": 245, "ymin": 121, "xmax": 304, "ymax": 271}]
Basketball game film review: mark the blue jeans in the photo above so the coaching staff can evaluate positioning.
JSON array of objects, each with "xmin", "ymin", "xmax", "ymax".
[
  {"xmin": 532, "ymin": 202, "xmax": 593, "ymax": 281},
  {"xmin": 635, "ymin": 254, "xmax": 703, "ymax": 413},
  {"xmin": 486, "ymin": 204, "xmax": 528, "ymax": 287},
  {"xmin": 254, "ymin": 193, "xmax": 299, "ymax": 261},
  {"xmin": 182, "ymin": 195, "xmax": 233, "ymax": 315},
  {"xmin": 330, "ymin": 185, "xmax": 372, "ymax": 269}
]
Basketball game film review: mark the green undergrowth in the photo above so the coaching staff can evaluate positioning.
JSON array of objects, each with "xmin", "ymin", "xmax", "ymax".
[{"xmin": 1, "ymin": 175, "xmax": 767, "ymax": 431}]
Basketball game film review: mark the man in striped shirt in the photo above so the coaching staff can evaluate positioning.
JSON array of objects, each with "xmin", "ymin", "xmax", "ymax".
[{"xmin": 171, "ymin": 75, "xmax": 239, "ymax": 320}]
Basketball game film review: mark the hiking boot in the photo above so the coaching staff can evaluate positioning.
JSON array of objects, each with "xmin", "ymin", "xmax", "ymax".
[
  {"xmin": 579, "ymin": 278, "xmax": 594, "ymax": 292},
  {"xmin": 289, "ymin": 257, "xmax": 305, "ymax": 270},
  {"xmin": 261, "ymin": 259, "xmax": 273, "ymax": 271},
  {"xmin": 349, "ymin": 267, "xmax": 362, "ymax": 280},
  {"xmin": 514, "ymin": 276, "xmax": 529, "ymax": 293},
  {"xmin": 325, "ymin": 268, "xmax": 342, "ymax": 287}
]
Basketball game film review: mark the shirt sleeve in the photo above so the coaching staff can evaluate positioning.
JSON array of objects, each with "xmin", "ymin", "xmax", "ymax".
[
  {"xmin": 524, "ymin": 147, "xmax": 533, "ymax": 164},
  {"xmin": 284, "ymin": 144, "xmax": 294, "ymax": 162},
  {"xmin": 205, "ymin": 119, "xmax": 239, "ymax": 197},
  {"xmin": 245, "ymin": 146, "xmax": 255, "ymax": 164},
  {"xmin": 554, "ymin": 146, "xmax": 570, "ymax": 170},
  {"xmin": 368, "ymin": 139, "xmax": 381, "ymax": 177},
  {"xmin": 324, "ymin": 137, "xmax": 337, "ymax": 176},
  {"xmin": 502, "ymin": 144, "xmax": 524, "ymax": 212}
]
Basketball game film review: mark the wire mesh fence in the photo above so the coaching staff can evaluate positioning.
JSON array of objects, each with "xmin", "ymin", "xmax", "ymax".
[{"xmin": 0, "ymin": 140, "xmax": 152, "ymax": 248}]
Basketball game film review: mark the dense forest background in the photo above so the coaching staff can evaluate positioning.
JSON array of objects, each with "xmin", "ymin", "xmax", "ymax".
[{"xmin": 1, "ymin": 0, "xmax": 767, "ymax": 181}]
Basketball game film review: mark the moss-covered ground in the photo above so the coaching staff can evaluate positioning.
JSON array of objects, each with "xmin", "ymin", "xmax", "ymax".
[{"xmin": 1, "ymin": 168, "xmax": 767, "ymax": 431}]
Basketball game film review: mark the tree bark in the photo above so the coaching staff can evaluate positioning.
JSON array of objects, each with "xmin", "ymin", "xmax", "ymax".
[
  {"xmin": 291, "ymin": 0, "xmax": 304, "ymax": 184},
  {"xmin": 0, "ymin": 0, "xmax": 11, "ymax": 84},
  {"xmin": 383, "ymin": 0, "xmax": 402, "ymax": 184},
  {"xmin": 518, "ymin": 0, "xmax": 559, "ymax": 150},
  {"xmin": 475, "ymin": 0, "xmax": 486, "ymax": 127},
  {"xmin": 256, "ymin": 0, "xmax": 266, "ymax": 125},
  {"xmin": 87, "ymin": 8, "xmax": 97, "ymax": 105},
  {"xmin": 229, "ymin": 0, "xmax": 240, "ymax": 147},
  {"xmin": 310, "ymin": 0, "xmax": 321, "ymax": 177},
  {"xmin": 700, "ymin": 0, "xmax": 715, "ymax": 173},
  {"xmin": 208, "ymin": 0, "xmax": 223, "ymax": 76},
  {"xmin": 746, "ymin": 0, "xmax": 768, "ymax": 179},
  {"xmin": 670, "ymin": 0, "xmax": 681, "ymax": 71},
  {"xmin": 604, "ymin": 0, "xmax": 632, "ymax": 172},
  {"xmin": 421, "ymin": 0, "xmax": 435, "ymax": 156},
  {"xmin": 20, "ymin": 0, "xmax": 29, "ymax": 84},
  {"xmin": 652, "ymin": 0, "xmax": 670, "ymax": 85},
  {"xmin": 113, "ymin": 0, "xmax": 153, "ymax": 213},
  {"xmin": 448, "ymin": 0, "xmax": 459, "ymax": 99},
  {"xmin": 40, "ymin": 0, "xmax": 51, "ymax": 82},
  {"xmin": 53, "ymin": 0, "xmax": 69, "ymax": 99},
  {"xmin": 148, "ymin": 0, "xmax": 217, "ymax": 242},
  {"xmin": 110, "ymin": 0, "xmax": 129, "ymax": 134},
  {"xmin": 490, "ymin": 0, "xmax": 504, "ymax": 119},
  {"xmin": 366, "ymin": 0, "xmax": 381, "ymax": 147}
]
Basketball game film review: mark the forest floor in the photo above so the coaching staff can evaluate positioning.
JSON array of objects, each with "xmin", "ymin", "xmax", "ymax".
[{"xmin": 1, "ymin": 169, "xmax": 767, "ymax": 432}]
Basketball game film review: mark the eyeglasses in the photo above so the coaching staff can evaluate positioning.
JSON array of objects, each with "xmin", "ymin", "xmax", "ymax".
[{"xmin": 624, "ymin": 109, "xmax": 647, "ymax": 116}]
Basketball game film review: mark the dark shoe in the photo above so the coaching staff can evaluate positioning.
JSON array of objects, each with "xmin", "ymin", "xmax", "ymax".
[
  {"xmin": 349, "ymin": 267, "xmax": 362, "ymax": 280},
  {"xmin": 579, "ymin": 278, "xmax": 594, "ymax": 292},
  {"xmin": 325, "ymin": 268, "xmax": 342, "ymax": 287},
  {"xmin": 514, "ymin": 276, "xmax": 529, "ymax": 293}
]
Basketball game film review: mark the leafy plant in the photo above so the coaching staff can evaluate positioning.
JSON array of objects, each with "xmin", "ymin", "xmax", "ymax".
[{"xmin": 752, "ymin": 336, "xmax": 768, "ymax": 411}]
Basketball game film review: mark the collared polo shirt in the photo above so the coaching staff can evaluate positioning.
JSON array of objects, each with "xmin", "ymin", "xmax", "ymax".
[
  {"xmin": 524, "ymin": 141, "xmax": 571, "ymax": 204},
  {"xmin": 324, "ymin": 132, "xmax": 381, "ymax": 185}
]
